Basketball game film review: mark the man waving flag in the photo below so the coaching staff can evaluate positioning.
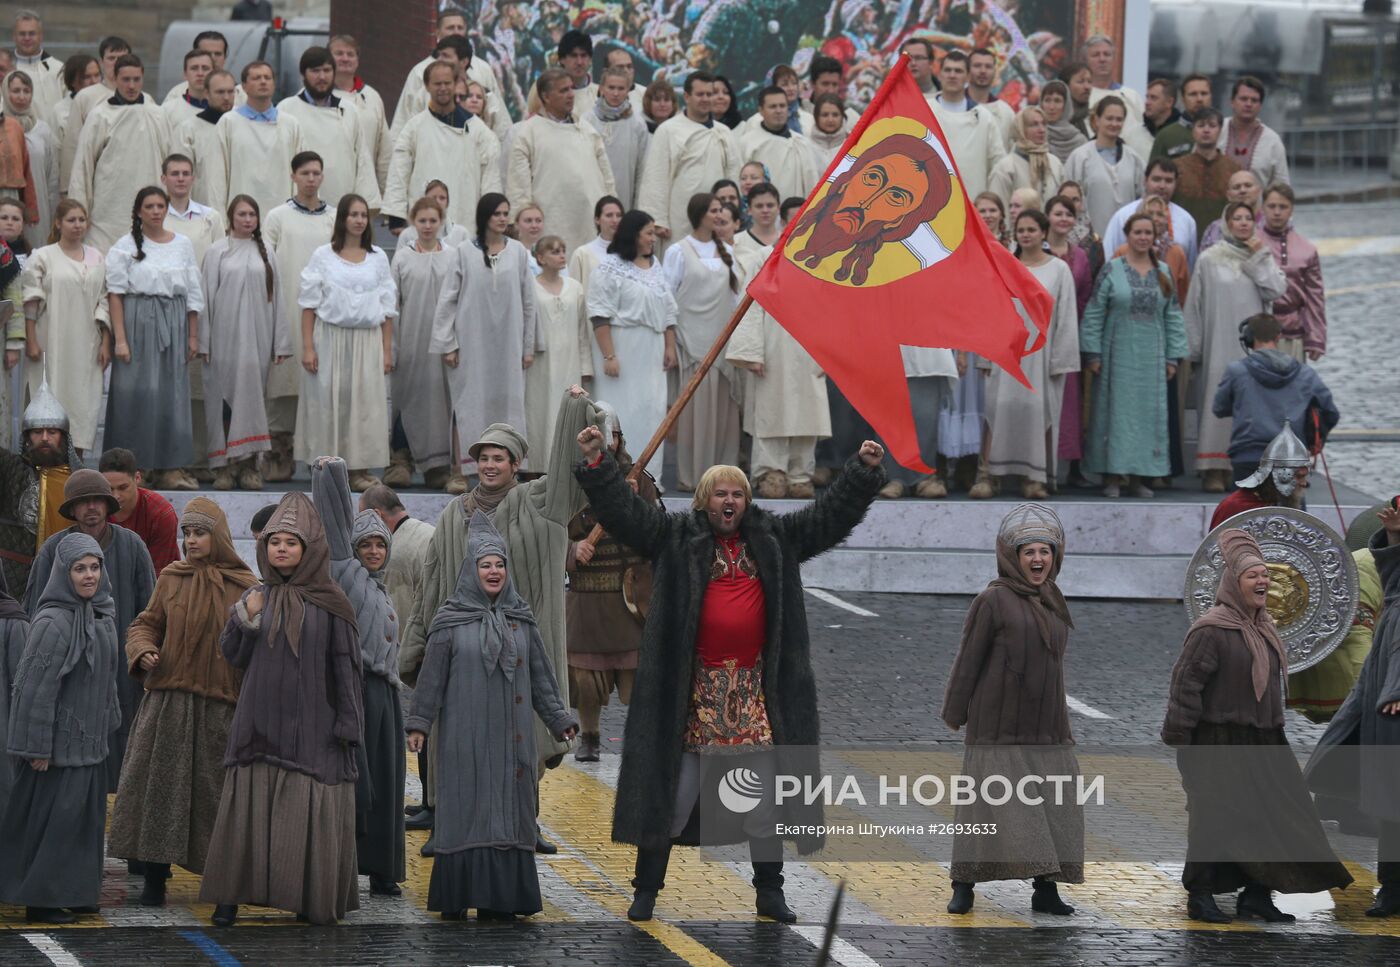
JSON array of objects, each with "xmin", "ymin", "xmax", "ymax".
[{"xmin": 746, "ymin": 54, "xmax": 1053, "ymax": 473}]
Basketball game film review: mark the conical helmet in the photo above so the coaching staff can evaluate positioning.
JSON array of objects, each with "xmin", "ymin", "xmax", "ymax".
[
  {"xmin": 1236, "ymin": 420, "xmax": 1309, "ymax": 490},
  {"xmin": 21, "ymin": 371, "xmax": 68, "ymax": 433}
]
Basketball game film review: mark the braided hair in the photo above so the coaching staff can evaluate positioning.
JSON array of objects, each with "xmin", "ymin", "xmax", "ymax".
[
  {"xmin": 227, "ymin": 194, "xmax": 274, "ymax": 301},
  {"xmin": 130, "ymin": 186, "xmax": 169, "ymax": 262},
  {"xmin": 686, "ymin": 192, "xmax": 737, "ymax": 292}
]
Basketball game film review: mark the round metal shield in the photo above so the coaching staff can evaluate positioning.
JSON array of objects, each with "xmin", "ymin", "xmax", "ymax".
[{"xmin": 1182, "ymin": 508, "xmax": 1358, "ymax": 674}]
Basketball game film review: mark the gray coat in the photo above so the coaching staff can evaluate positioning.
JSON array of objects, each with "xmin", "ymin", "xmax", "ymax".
[
  {"xmin": 405, "ymin": 513, "xmax": 577, "ymax": 854},
  {"xmin": 1306, "ymin": 530, "xmax": 1400, "ymax": 822},
  {"xmin": 312, "ymin": 458, "xmax": 400, "ymax": 685},
  {"xmin": 7, "ymin": 534, "xmax": 121, "ymax": 768},
  {"xmin": 0, "ymin": 609, "xmax": 26, "ymax": 810}
]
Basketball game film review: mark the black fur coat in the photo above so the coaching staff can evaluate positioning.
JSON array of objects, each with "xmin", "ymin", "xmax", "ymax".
[{"xmin": 574, "ymin": 453, "xmax": 885, "ymax": 854}]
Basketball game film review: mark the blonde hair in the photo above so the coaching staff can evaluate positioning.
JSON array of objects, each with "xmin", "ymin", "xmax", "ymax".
[{"xmin": 692, "ymin": 465, "xmax": 752, "ymax": 510}]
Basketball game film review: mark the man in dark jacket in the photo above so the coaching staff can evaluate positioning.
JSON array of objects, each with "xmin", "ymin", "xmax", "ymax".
[
  {"xmin": 1212, "ymin": 312, "xmax": 1338, "ymax": 484},
  {"xmin": 574, "ymin": 425, "xmax": 886, "ymax": 924}
]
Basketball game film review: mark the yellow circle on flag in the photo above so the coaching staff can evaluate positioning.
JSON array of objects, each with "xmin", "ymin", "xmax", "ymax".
[{"xmin": 784, "ymin": 117, "xmax": 966, "ymax": 288}]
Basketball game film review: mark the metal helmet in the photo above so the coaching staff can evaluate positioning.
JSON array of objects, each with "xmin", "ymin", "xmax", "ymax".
[
  {"xmin": 594, "ymin": 400, "xmax": 621, "ymax": 443},
  {"xmin": 1235, "ymin": 420, "xmax": 1309, "ymax": 494},
  {"xmin": 21, "ymin": 371, "xmax": 69, "ymax": 433}
]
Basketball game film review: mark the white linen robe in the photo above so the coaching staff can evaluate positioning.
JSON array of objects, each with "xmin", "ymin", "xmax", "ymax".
[
  {"xmin": 58, "ymin": 82, "xmax": 110, "ymax": 193},
  {"xmin": 390, "ymin": 243, "xmax": 455, "ymax": 471},
  {"xmin": 339, "ymin": 82, "xmax": 392, "ymax": 189},
  {"xmin": 262, "ymin": 202, "xmax": 335, "ymax": 407},
  {"xmin": 208, "ymin": 111, "xmax": 303, "ymax": 220},
  {"xmin": 174, "ymin": 113, "xmax": 223, "ymax": 208},
  {"xmin": 382, "ymin": 111, "xmax": 500, "ymax": 226},
  {"xmin": 525, "ymin": 275, "xmax": 592, "ymax": 459},
  {"xmin": 14, "ymin": 54, "xmax": 64, "ymax": 124},
  {"xmin": 69, "ymin": 98, "xmax": 171, "ymax": 252},
  {"xmin": 1183, "ymin": 245, "xmax": 1287, "ymax": 471},
  {"xmin": 161, "ymin": 95, "xmax": 200, "ymax": 131},
  {"xmin": 21, "ymin": 120, "xmax": 59, "ymax": 252},
  {"xmin": 430, "ymin": 238, "xmax": 539, "ymax": 468},
  {"xmin": 981, "ymin": 257, "xmax": 1080, "ymax": 483},
  {"xmin": 506, "ymin": 115, "xmax": 615, "ymax": 257},
  {"xmin": 927, "ymin": 99, "xmax": 1006, "ymax": 200},
  {"xmin": 987, "ymin": 151, "xmax": 1065, "ymax": 206},
  {"xmin": 390, "ymin": 55, "xmax": 504, "ymax": 144},
  {"xmin": 276, "ymin": 95, "xmax": 382, "ymax": 211},
  {"xmin": 567, "ymin": 236, "xmax": 609, "ymax": 298},
  {"xmin": 737, "ymin": 125, "xmax": 820, "ymax": 204},
  {"xmin": 582, "ymin": 109, "xmax": 649, "ymax": 209},
  {"xmin": 20, "ymin": 244, "xmax": 108, "ymax": 450},
  {"xmin": 165, "ymin": 81, "xmax": 245, "ymax": 107},
  {"xmin": 1062, "ymin": 141, "xmax": 1146, "ymax": 236},
  {"xmin": 635, "ymin": 114, "xmax": 739, "ymax": 236}
]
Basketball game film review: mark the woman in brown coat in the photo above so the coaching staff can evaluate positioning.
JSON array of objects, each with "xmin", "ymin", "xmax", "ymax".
[
  {"xmin": 1163, "ymin": 528, "xmax": 1352, "ymax": 923},
  {"xmin": 941, "ymin": 503, "xmax": 1083, "ymax": 916},
  {"xmin": 109, "ymin": 498, "xmax": 257, "ymax": 906}
]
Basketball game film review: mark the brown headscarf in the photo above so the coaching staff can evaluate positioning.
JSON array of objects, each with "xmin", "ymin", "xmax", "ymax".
[
  {"xmin": 989, "ymin": 502, "xmax": 1074, "ymax": 643},
  {"xmin": 1188, "ymin": 528, "xmax": 1287, "ymax": 701},
  {"xmin": 257, "ymin": 491, "xmax": 357, "ymax": 656},
  {"xmin": 163, "ymin": 496, "xmax": 256, "ymax": 640}
]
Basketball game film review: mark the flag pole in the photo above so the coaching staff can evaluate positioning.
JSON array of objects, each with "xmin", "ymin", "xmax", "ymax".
[{"xmin": 582, "ymin": 293, "xmax": 754, "ymax": 549}]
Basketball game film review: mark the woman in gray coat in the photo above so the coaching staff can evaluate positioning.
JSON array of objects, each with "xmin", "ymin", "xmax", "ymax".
[
  {"xmin": 406, "ymin": 511, "xmax": 578, "ymax": 921},
  {"xmin": 0, "ymin": 567, "xmax": 30, "ymax": 823},
  {"xmin": 0, "ymin": 533, "xmax": 119, "ymax": 924}
]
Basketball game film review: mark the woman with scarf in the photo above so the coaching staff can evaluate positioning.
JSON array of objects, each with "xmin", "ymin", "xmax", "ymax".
[
  {"xmin": 0, "ymin": 533, "xmax": 117, "ymax": 924},
  {"xmin": 1039, "ymin": 80, "xmax": 1088, "ymax": 164},
  {"xmin": 1183, "ymin": 201, "xmax": 1287, "ymax": 493},
  {"xmin": 941, "ymin": 504, "xmax": 1083, "ymax": 916},
  {"xmin": 4, "ymin": 71, "xmax": 57, "ymax": 250},
  {"xmin": 108, "ymin": 498, "xmax": 257, "ymax": 906},
  {"xmin": 808, "ymin": 94, "xmax": 850, "ymax": 172},
  {"xmin": 199, "ymin": 492, "xmax": 363, "ymax": 927},
  {"xmin": 311, "ymin": 455, "xmax": 405, "ymax": 899},
  {"xmin": 405, "ymin": 512, "xmax": 578, "ymax": 920},
  {"xmin": 0, "ymin": 567, "xmax": 29, "ymax": 823},
  {"xmin": 1057, "ymin": 63, "xmax": 1094, "ymax": 140},
  {"xmin": 1163, "ymin": 528, "xmax": 1352, "ymax": 923},
  {"xmin": 989, "ymin": 107, "xmax": 1064, "ymax": 205},
  {"xmin": 1056, "ymin": 180, "xmax": 1105, "ymax": 280}
]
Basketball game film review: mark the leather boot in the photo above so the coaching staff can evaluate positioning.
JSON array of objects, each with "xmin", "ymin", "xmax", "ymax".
[
  {"xmin": 574, "ymin": 731, "xmax": 601, "ymax": 762},
  {"xmin": 406, "ymin": 806, "xmax": 434, "ymax": 830},
  {"xmin": 211, "ymin": 466, "xmax": 236, "ymax": 491},
  {"xmin": 211, "ymin": 904, "xmax": 239, "ymax": 926},
  {"xmin": 140, "ymin": 863, "xmax": 170, "ymax": 906},
  {"xmin": 1236, "ymin": 884, "xmax": 1294, "ymax": 923},
  {"xmin": 630, "ymin": 845, "xmax": 670, "ymax": 920},
  {"xmin": 27, "ymin": 906, "xmax": 77, "ymax": 924},
  {"xmin": 237, "ymin": 458, "xmax": 264, "ymax": 491},
  {"xmin": 628, "ymin": 891, "xmax": 658, "ymax": 921},
  {"xmin": 1030, "ymin": 878, "xmax": 1074, "ymax": 915},
  {"xmin": 1367, "ymin": 885, "xmax": 1400, "ymax": 917},
  {"xmin": 755, "ymin": 887, "xmax": 797, "ymax": 922},
  {"xmin": 1187, "ymin": 890, "xmax": 1232, "ymax": 923},
  {"xmin": 383, "ymin": 449, "xmax": 413, "ymax": 488},
  {"xmin": 968, "ymin": 461, "xmax": 995, "ymax": 500},
  {"xmin": 535, "ymin": 835, "xmax": 558, "ymax": 854},
  {"xmin": 369, "ymin": 875, "xmax": 402, "ymax": 897},
  {"xmin": 947, "ymin": 880, "xmax": 974, "ymax": 915}
]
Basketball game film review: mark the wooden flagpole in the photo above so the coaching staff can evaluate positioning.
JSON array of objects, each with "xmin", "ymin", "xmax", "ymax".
[{"xmin": 582, "ymin": 293, "xmax": 754, "ymax": 548}]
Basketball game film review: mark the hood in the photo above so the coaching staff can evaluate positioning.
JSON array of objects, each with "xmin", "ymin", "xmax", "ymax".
[{"xmin": 1242, "ymin": 349, "xmax": 1301, "ymax": 388}]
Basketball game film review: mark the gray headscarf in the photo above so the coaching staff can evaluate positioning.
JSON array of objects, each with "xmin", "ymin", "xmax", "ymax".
[
  {"xmin": 38, "ymin": 532, "xmax": 116, "ymax": 676},
  {"xmin": 1041, "ymin": 80, "xmax": 1088, "ymax": 163},
  {"xmin": 428, "ymin": 511, "xmax": 536, "ymax": 681},
  {"xmin": 350, "ymin": 509, "xmax": 392, "ymax": 588}
]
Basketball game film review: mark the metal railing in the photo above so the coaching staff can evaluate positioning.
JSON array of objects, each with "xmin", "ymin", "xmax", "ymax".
[{"xmin": 1283, "ymin": 122, "xmax": 1399, "ymax": 176}]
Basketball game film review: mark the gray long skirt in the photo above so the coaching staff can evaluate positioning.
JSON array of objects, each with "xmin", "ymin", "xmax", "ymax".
[
  {"xmin": 0, "ymin": 762, "xmax": 106, "ymax": 908},
  {"xmin": 354, "ymin": 673, "xmax": 406, "ymax": 882},
  {"xmin": 105, "ymin": 292, "xmax": 194, "ymax": 468},
  {"xmin": 199, "ymin": 760, "xmax": 359, "ymax": 923},
  {"xmin": 109, "ymin": 690, "xmax": 234, "ymax": 874}
]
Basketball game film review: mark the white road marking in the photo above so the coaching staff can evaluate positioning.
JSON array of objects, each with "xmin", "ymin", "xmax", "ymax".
[
  {"xmin": 789, "ymin": 925, "xmax": 883, "ymax": 967},
  {"xmin": 805, "ymin": 588, "xmax": 878, "ymax": 617},
  {"xmin": 1066, "ymin": 696, "xmax": 1112, "ymax": 720},
  {"xmin": 23, "ymin": 934, "xmax": 82, "ymax": 967}
]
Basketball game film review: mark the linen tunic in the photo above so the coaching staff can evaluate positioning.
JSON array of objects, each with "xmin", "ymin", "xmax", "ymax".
[
  {"xmin": 1062, "ymin": 140, "xmax": 1146, "ymax": 236},
  {"xmin": 987, "ymin": 150, "xmax": 1065, "ymax": 208},
  {"xmin": 20, "ymin": 244, "xmax": 107, "ymax": 450},
  {"xmin": 567, "ymin": 235, "xmax": 609, "ymax": 296},
  {"xmin": 635, "ymin": 114, "xmax": 739, "ymax": 237},
  {"xmin": 391, "ymin": 242, "xmax": 455, "ymax": 471},
  {"xmin": 1217, "ymin": 119, "xmax": 1290, "ymax": 191},
  {"xmin": 199, "ymin": 237, "xmax": 291, "ymax": 466},
  {"xmin": 507, "ymin": 115, "xmax": 615, "ymax": 256},
  {"xmin": 174, "ymin": 112, "xmax": 224, "ymax": 208},
  {"xmin": 276, "ymin": 94, "xmax": 381, "ymax": 211},
  {"xmin": 295, "ymin": 244, "xmax": 396, "ymax": 469},
  {"xmin": 1080, "ymin": 259, "xmax": 1190, "ymax": 478},
  {"xmin": 583, "ymin": 107, "xmax": 649, "ymax": 209},
  {"xmin": 1183, "ymin": 245, "xmax": 1288, "ymax": 471},
  {"xmin": 927, "ymin": 99, "xmax": 1005, "ymax": 199},
  {"xmin": 525, "ymin": 275, "xmax": 592, "ymax": 460},
  {"xmin": 21, "ymin": 120, "xmax": 59, "ymax": 252},
  {"xmin": 69, "ymin": 98, "xmax": 171, "ymax": 251},
  {"xmin": 737, "ymin": 125, "xmax": 820, "ymax": 203},
  {"xmin": 340, "ymin": 81, "xmax": 392, "ymax": 188},
  {"xmin": 382, "ymin": 110, "xmax": 501, "ymax": 226},
  {"xmin": 431, "ymin": 238, "xmax": 538, "ymax": 467},
  {"xmin": 263, "ymin": 201, "xmax": 335, "ymax": 402},
  {"xmin": 208, "ymin": 111, "xmax": 303, "ymax": 217}
]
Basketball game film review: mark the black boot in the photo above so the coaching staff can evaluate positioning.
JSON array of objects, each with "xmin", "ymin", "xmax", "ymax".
[
  {"xmin": 755, "ymin": 887, "xmax": 797, "ymax": 922},
  {"xmin": 477, "ymin": 908, "xmax": 517, "ymax": 921},
  {"xmin": 1236, "ymin": 885, "xmax": 1295, "ymax": 923},
  {"xmin": 420, "ymin": 833, "xmax": 436, "ymax": 857},
  {"xmin": 1030, "ymin": 878, "xmax": 1074, "ymax": 915},
  {"xmin": 574, "ymin": 732, "xmax": 601, "ymax": 762},
  {"xmin": 1368, "ymin": 885, "xmax": 1400, "ymax": 918},
  {"xmin": 535, "ymin": 835, "xmax": 558, "ymax": 854},
  {"xmin": 140, "ymin": 863, "xmax": 170, "ymax": 906},
  {"xmin": 629, "ymin": 845, "xmax": 670, "ymax": 921},
  {"xmin": 211, "ymin": 904, "xmax": 239, "ymax": 927},
  {"xmin": 26, "ymin": 906, "xmax": 76, "ymax": 924},
  {"xmin": 126, "ymin": 859, "xmax": 147, "ymax": 876},
  {"xmin": 751, "ymin": 859, "xmax": 795, "ymax": 921},
  {"xmin": 947, "ymin": 880, "xmax": 975, "ymax": 915},
  {"xmin": 1186, "ymin": 890, "xmax": 1232, "ymax": 923},
  {"xmin": 369, "ymin": 875, "xmax": 402, "ymax": 897},
  {"xmin": 405, "ymin": 806, "xmax": 434, "ymax": 830},
  {"xmin": 628, "ymin": 891, "xmax": 657, "ymax": 921}
]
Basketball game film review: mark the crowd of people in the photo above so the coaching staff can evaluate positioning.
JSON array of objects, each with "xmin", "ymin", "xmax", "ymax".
[{"xmin": 0, "ymin": 11, "xmax": 1339, "ymax": 505}]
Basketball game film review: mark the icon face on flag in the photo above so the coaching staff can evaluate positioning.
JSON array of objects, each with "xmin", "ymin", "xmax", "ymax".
[{"xmin": 785, "ymin": 117, "xmax": 966, "ymax": 287}]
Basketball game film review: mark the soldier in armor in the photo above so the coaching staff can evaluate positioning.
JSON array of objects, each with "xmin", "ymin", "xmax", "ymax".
[
  {"xmin": 1209, "ymin": 421, "xmax": 1309, "ymax": 529},
  {"xmin": 565, "ymin": 403, "xmax": 660, "ymax": 763},
  {"xmin": 0, "ymin": 375, "xmax": 79, "ymax": 594}
]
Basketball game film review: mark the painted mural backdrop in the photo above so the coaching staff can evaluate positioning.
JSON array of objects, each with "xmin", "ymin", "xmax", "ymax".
[{"xmin": 442, "ymin": 0, "xmax": 1123, "ymax": 121}]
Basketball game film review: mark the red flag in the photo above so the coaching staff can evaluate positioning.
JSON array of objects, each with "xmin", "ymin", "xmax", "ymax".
[{"xmin": 745, "ymin": 56, "xmax": 1053, "ymax": 473}]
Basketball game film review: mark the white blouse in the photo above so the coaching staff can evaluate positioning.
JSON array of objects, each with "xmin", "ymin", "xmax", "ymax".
[
  {"xmin": 586, "ymin": 253, "xmax": 678, "ymax": 334},
  {"xmin": 105, "ymin": 233, "xmax": 205, "ymax": 313},
  {"xmin": 661, "ymin": 235, "xmax": 734, "ymax": 292},
  {"xmin": 298, "ymin": 244, "xmax": 398, "ymax": 329}
]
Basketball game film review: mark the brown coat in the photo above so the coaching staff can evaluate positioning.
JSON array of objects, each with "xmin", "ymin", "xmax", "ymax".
[
  {"xmin": 126, "ymin": 565, "xmax": 256, "ymax": 706},
  {"xmin": 941, "ymin": 586, "xmax": 1073, "ymax": 745},
  {"xmin": 565, "ymin": 469, "xmax": 660, "ymax": 656},
  {"xmin": 1162, "ymin": 624, "xmax": 1284, "ymax": 744}
]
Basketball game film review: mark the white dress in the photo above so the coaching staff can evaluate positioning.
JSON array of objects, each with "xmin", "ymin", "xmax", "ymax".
[
  {"xmin": 263, "ymin": 201, "xmax": 336, "ymax": 408},
  {"xmin": 390, "ymin": 242, "xmax": 455, "ymax": 471},
  {"xmin": 525, "ymin": 275, "xmax": 592, "ymax": 459},
  {"xmin": 1063, "ymin": 141, "xmax": 1147, "ymax": 237},
  {"xmin": 295, "ymin": 244, "xmax": 397, "ymax": 468},
  {"xmin": 585, "ymin": 254, "xmax": 677, "ymax": 470},
  {"xmin": 567, "ymin": 236, "xmax": 610, "ymax": 297},
  {"xmin": 20, "ymin": 245, "xmax": 108, "ymax": 450}
]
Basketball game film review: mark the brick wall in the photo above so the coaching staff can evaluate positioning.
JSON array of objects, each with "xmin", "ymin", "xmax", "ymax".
[{"xmin": 330, "ymin": 0, "xmax": 435, "ymax": 116}]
